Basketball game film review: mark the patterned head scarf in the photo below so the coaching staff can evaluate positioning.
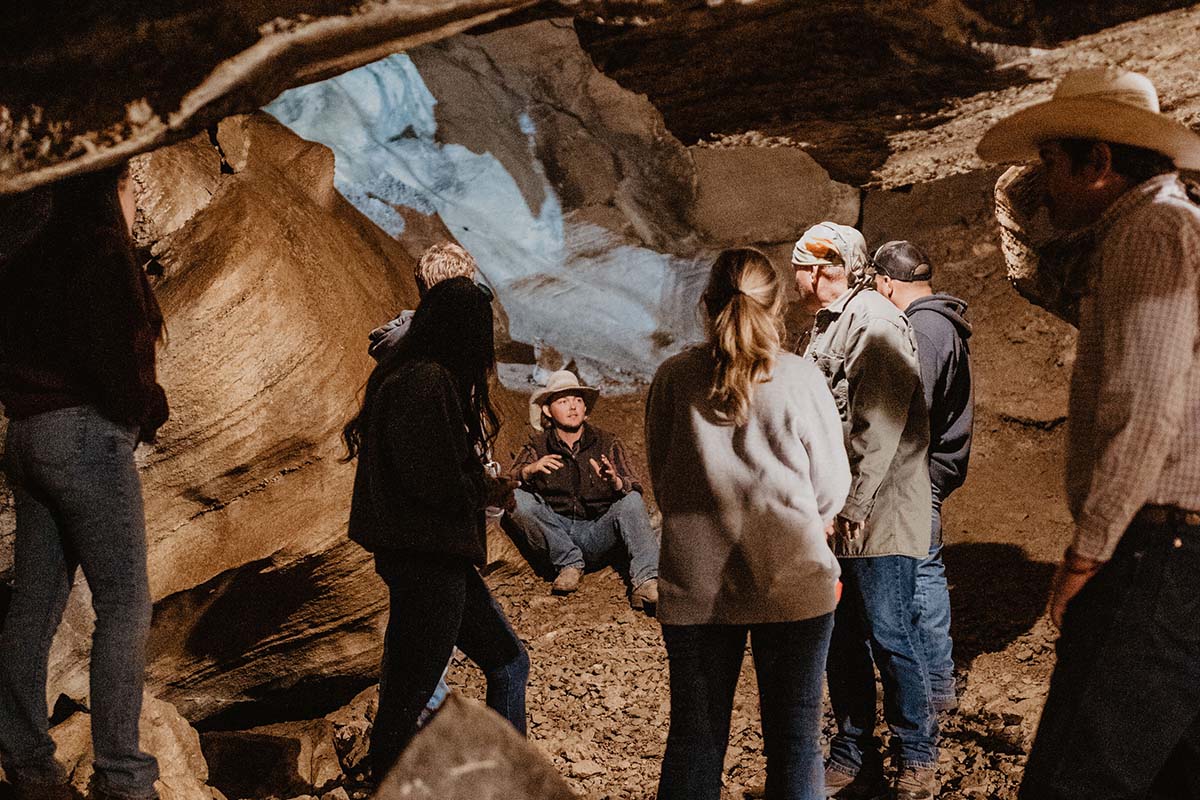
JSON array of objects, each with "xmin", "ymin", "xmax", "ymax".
[{"xmin": 791, "ymin": 222, "xmax": 870, "ymax": 282}]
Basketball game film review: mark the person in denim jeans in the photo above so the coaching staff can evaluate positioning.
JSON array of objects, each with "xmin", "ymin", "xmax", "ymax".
[
  {"xmin": 648, "ymin": 249, "xmax": 851, "ymax": 800},
  {"xmin": 977, "ymin": 69, "xmax": 1200, "ymax": 798},
  {"xmin": 343, "ymin": 279, "xmax": 527, "ymax": 779},
  {"xmin": 508, "ymin": 370, "xmax": 659, "ymax": 607},
  {"xmin": 873, "ymin": 241, "xmax": 974, "ymax": 713},
  {"xmin": 0, "ymin": 166, "xmax": 168, "ymax": 800},
  {"xmin": 792, "ymin": 223, "xmax": 937, "ymax": 800}
]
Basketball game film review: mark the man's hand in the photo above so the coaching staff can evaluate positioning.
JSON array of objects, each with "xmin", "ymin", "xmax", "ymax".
[
  {"xmin": 1047, "ymin": 548, "xmax": 1104, "ymax": 630},
  {"xmin": 521, "ymin": 454, "xmax": 563, "ymax": 481},
  {"xmin": 486, "ymin": 475, "xmax": 520, "ymax": 511},
  {"xmin": 589, "ymin": 454, "xmax": 624, "ymax": 492},
  {"xmin": 832, "ymin": 515, "xmax": 864, "ymax": 550}
]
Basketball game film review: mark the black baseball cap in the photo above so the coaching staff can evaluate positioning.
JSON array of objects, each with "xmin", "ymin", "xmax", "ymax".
[{"xmin": 872, "ymin": 240, "xmax": 933, "ymax": 282}]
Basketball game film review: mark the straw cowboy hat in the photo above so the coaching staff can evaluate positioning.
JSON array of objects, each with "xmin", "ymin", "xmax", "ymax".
[
  {"xmin": 977, "ymin": 68, "xmax": 1200, "ymax": 170},
  {"xmin": 529, "ymin": 370, "xmax": 600, "ymax": 429}
]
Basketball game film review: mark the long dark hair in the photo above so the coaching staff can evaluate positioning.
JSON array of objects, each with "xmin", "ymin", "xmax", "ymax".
[{"xmin": 342, "ymin": 276, "xmax": 499, "ymax": 461}]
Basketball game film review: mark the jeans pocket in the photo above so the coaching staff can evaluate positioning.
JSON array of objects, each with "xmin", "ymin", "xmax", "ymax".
[{"xmin": 1153, "ymin": 537, "xmax": 1200, "ymax": 644}]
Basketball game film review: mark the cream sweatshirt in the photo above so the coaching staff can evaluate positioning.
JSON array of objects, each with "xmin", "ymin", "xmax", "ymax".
[{"xmin": 646, "ymin": 347, "xmax": 851, "ymax": 625}]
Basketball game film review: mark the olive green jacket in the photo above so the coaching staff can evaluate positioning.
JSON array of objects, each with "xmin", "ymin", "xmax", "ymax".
[{"xmin": 803, "ymin": 285, "xmax": 931, "ymax": 558}]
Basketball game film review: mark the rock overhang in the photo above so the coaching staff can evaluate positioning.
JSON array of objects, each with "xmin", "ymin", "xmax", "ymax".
[{"xmin": 5, "ymin": 0, "xmax": 1200, "ymax": 194}]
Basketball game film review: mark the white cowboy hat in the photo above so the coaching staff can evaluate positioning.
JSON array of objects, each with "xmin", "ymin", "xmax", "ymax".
[
  {"xmin": 977, "ymin": 68, "xmax": 1200, "ymax": 170},
  {"xmin": 528, "ymin": 370, "xmax": 599, "ymax": 429}
]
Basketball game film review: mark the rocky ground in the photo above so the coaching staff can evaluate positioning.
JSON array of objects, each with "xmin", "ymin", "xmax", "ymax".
[
  {"xmin": 415, "ymin": 385, "xmax": 1068, "ymax": 800},
  {"xmin": 431, "ymin": 548, "xmax": 1058, "ymax": 800}
]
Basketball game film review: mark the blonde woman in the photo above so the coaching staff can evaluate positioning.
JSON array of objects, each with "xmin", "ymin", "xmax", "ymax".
[{"xmin": 646, "ymin": 248, "xmax": 850, "ymax": 800}]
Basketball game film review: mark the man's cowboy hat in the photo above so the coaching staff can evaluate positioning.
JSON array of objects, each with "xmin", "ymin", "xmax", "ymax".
[
  {"xmin": 529, "ymin": 370, "xmax": 600, "ymax": 429},
  {"xmin": 977, "ymin": 68, "xmax": 1200, "ymax": 170}
]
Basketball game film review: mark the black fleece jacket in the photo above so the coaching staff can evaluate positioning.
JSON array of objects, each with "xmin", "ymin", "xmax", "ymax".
[
  {"xmin": 347, "ymin": 359, "xmax": 488, "ymax": 563},
  {"xmin": 906, "ymin": 294, "xmax": 974, "ymax": 497}
]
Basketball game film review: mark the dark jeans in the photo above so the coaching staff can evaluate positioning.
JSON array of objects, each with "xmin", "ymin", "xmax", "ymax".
[
  {"xmin": 1020, "ymin": 511, "xmax": 1200, "ymax": 800},
  {"xmin": 827, "ymin": 555, "xmax": 937, "ymax": 772},
  {"xmin": 914, "ymin": 494, "xmax": 955, "ymax": 708},
  {"xmin": 510, "ymin": 489, "xmax": 659, "ymax": 585},
  {"xmin": 658, "ymin": 613, "xmax": 834, "ymax": 800},
  {"xmin": 370, "ymin": 550, "xmax": 529, "ymax": 777},
  {"xmin": 0, "ymin": 406, "xmax": 159, "ymax": 797}
]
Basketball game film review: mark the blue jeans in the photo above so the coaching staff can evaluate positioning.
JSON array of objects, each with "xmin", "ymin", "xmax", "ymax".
[
  {"xmin": 913, "ymin": 495, "xmax": 955, "ymax": 708},
  {"xmin": 510, "ymin": 489, "xmax": 659, "ymax": 585},
  {"xmin": 658, "ymin": 614, "xmax": 834, "ymax": 800},
  {"xmin": 371, "ymin": 551, "xmax": 528, "ymax": 777},
  {"xmin": 0, "ymin": 406, "xmax": 159, "ymax": 797},
  {"xmin": 827, "ymin": 555, "xmax": 937, "ymax": 772},
  {"xmin": 1020, "ymin": 511, "xmax": 1200, "ymax": 800}
]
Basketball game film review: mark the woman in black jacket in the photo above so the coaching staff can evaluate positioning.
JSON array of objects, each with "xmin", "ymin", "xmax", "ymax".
[{"xmin": 343, "ymin": 277, "xmax": 527, "ymax": 777}]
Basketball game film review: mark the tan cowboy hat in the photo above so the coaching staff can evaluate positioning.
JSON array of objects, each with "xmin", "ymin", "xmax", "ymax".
[
  {"xmin": 977, "ymin": 68, "xmax": 1200, "ymax": 170},
  {"xmin": 528, "ymin": 370, "xmax": 599, "ymax": 429}
]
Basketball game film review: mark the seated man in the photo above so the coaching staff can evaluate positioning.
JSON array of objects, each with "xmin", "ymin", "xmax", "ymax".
[{"xmin": 508, "ymin": 370, "xmax": 659, "ymax": 608}]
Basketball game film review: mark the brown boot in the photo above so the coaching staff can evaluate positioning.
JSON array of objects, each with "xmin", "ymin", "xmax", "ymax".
[
  {"xmin": 630, "ymin": 578, "xmax": 658, "ymax": 611},
  {"xmin": 892, "ymin": 766, "xmax": 937, "ymax": 800},
  {"xmin": 551, "ymin": 566, "xmax": 582, "ymax": 594},
  {"xmin": 823, "ymin": 761, "xmax": 887, "ymax": 799},
  {"xmin": 9, "ymin": 782, "xmax": 74, "ymax": 800}
]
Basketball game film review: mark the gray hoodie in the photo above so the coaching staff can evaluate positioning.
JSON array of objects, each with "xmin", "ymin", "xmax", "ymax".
[{"xmin": 905, "ymin": 294, "xmax": 973, "ymax": 498}]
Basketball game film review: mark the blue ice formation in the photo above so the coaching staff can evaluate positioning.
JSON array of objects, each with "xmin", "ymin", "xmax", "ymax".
[{"xmin": 264, "ymin": 54, "xmax": 708, "ymax": 385}]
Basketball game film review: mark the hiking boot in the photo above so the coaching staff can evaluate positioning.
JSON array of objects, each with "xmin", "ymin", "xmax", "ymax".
[
  {"xmin": 7, "ymin": 782, "xmax": 74, "ymax": 800},
  {"xmin": 630, "ymin": 578, "xmax": 658, "ymax": 611},
  {"xmin": 892, "ymin": 767, "xmax": 937, "ymax": 800},
  {"xmin": 823, "ymin": 762, "xmax": 888, "ymax": 799},
  {"xmin": 933, "ymin": 694, "xmax": 959, "ymax": 713},
  {"xmin": 86, "ymin": 777, "xmax": 157, "ymax": 800},
  {"xmin": 551, "ymin": 566, "xmax": 583, "ymax": 594}
]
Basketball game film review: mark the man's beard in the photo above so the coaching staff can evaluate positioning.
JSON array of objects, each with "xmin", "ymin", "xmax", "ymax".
[{"xmin": 553, "ymin": 420, "xmax": 584, "ymax": 434}]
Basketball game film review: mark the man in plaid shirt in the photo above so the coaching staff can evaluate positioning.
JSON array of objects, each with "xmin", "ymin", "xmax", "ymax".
[{"xmin": 979, "ymin": 68, "xmax": 1200, "ymax": 798}]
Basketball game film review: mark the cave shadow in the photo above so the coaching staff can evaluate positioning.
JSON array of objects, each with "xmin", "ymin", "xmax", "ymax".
[
  {"xmin": 0, "ymin": 580, "xmax": 10, "ymax": 633},
  {"xmin": 149, "ymin": 554, "xmax": 325, "ymax": 667},
  {"xmin": 944, "ymin": 541, "xmax": 1055, "ymax": 665},
  {"xmin": 958, "ymin": 0, "xmax": 1196, "ymax": 47},
  {"xmin": 578, "ymin": 1, "xmax": 1040, "ymax": 184}
]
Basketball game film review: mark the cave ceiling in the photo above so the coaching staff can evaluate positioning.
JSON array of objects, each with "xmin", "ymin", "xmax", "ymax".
[{"xmin": 3, "ymin": 0, "xmax": 1199, "ymax": 193}]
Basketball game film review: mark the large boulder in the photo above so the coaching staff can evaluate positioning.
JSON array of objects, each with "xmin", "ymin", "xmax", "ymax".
[
  {"xmin": 200, "ymin": 719, "xmax": 343, "ymax": 799},
  {"xmin": 50, "ymin": 694, "xmax": 216, "ymax": 800},
  {"xmin": 379, "ymin": 693, "xmax": 576, "ymax": 800}
]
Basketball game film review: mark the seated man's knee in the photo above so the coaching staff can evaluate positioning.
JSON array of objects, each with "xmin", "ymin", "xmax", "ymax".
[
  {"xmin": 611, "ymin": 491, "xmax": 648, "ymax": 517},
  {"xmin": 511, "ymin": 487, "xmax": 538, "ymax": 515}
]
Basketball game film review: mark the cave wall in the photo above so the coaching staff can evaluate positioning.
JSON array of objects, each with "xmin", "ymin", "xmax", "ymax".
[
  {"xmin": 3, "ymin": 0, "xmax": 1195, "ymax": 731},
  {"xmin": 263, "ymin": 19, "xmax": 857, "ymax": 384},
  {"xmin": 0, "ymin": 19, "xmax": 859, "ymax": 723}
]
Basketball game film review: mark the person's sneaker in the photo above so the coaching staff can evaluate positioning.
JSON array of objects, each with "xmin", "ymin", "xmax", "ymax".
[
  {"xmin": 823, "ymin": 762, "xmax": 887, "ymax": 799},
  {"xmin": 551, "ymin": 566, "xmax": 583, "ymax": 594},
  {"xmin": 892, "ymin": 767, "xmax": 937, "ymax": 800},
  {"xmin": 630, "ymin": 578, "xmax": 658, "ymax": 611}
]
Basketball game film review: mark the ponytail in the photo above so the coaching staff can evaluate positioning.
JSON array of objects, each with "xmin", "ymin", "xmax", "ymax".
[{"xmin": 702, "ymin": 248, "xmax": 784, "ymax": 426}]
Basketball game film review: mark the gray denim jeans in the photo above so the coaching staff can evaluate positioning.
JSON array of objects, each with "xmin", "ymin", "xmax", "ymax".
[{"xmin": 0, "ymin": 406, "xmax": 159, "ymax": 798}]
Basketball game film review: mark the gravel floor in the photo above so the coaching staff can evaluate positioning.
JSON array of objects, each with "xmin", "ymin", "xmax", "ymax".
[{"xmin": 444, "ymin": 557, "xmax": 1059, "ymax": 800}]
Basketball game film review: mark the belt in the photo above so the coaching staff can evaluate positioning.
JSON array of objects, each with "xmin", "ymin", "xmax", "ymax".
[{"xmin": 1135, "ymin": 504, "xmax": 1200, "ymax": 528}]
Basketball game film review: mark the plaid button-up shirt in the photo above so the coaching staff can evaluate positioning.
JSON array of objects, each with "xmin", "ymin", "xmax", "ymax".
[{"xmin": 1067, "ymin": 173, "xmax": 1200, "ymax": 561}]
